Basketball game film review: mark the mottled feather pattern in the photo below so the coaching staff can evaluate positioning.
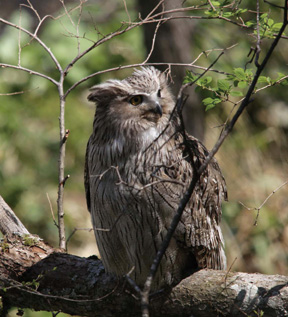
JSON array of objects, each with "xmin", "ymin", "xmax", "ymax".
[{"xmin": 85, "ymin": 67, "xmax": 227, "ymax": 289}]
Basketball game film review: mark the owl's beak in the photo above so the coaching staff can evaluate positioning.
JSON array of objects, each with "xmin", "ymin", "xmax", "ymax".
[{"xmin": 152, "ymin": 102, "xmax": 163, "ymax": 117}]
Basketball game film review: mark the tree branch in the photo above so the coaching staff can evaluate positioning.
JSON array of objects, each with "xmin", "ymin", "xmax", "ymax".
[
  {"xmin": 0, "ymin": 233, "xmax": 287, "ymax": 317},
  {"xmin": 0, "ymin": 196, "xmax": 30, "ymax": 237}
]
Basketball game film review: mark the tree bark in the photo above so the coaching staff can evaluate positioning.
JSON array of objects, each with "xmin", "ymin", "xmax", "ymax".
[
  {"xmin": 1, "ymin": 196, "xmax": 288, "ymax": 317},
  {"xmin": 0, "ymin": 235, "xmax": 287, "ymax": 316},
  {"xmin": 0, "ymin": 196, "xmax": 30, "ymax": 237}
]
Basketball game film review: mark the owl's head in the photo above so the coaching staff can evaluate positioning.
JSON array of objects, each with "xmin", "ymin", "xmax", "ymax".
[{"xmin": 88, "ymin": 67, "xmax": 175, "ymax": 130}]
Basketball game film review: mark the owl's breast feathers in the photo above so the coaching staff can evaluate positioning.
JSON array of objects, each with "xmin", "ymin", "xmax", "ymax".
[{"xmin": 85, "ymin": 122, "xmax": 227, "ymax": 284}]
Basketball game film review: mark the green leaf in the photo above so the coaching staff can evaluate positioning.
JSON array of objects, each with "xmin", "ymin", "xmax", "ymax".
[
  {"xmin": 258, "ymin": 76, "xmax": 269, "ymax": 84},
  {"xmin": 235, "ymin": 8, "xmax": 247, "ymax": 16},
  {"xmin": 204, "ymin": 10, "xmax": 219, "ymax": 17},
  {"xmin": 245, "ymin": 20, "xmax": 255, "ymax": 27},
  {"xmin": 245, "ymin": 69, "xmax": 254, "ymax": 77},
  {"xmin": 276, "ymin": 72, "xmax": 285, "ymax": 79},
  {"xmin": 230, "ymin": 90, "xmax": 243, "ymax": 97},
  {"xmin": 198, "ymin": 76, "xmax": 212, "ymax": 87},
  {"xmin": 222, "ymin": 12, "xmax": 233, "ymax": 18},
  {"xmin": 260, "ymin": 13, "xmax": 268, "ymax": 19},
  {"xmin": 226, "ymin": 74, "xmax": 236, "ymax": 81},
  {"xmin": 280, "ymin": 79, "xmax": 288, "ymax": 86},
  {"xmin": 272, "ymin": 23, "xmax": 283, "ymax": 32},
  {"xmin": 183, "ymin": 71, "xmax": 197, "ymax": 84},
  {"xmin": 267, "ymin": 18, "xmax": 274, "ymax": 27},
  {"xmin": 233, "ymin": 68, "xmax": 246, "ymax": 80},
  {"xmin": 217, "ymin": 79, "xmax": 230, "ymax": 91},
  {"xmin": 202, "ymin": 97, "xmax": 214, "ymax": 106},
  {"xmin": 205, "ymin": 103, "xmax": 216, "ymax": 111},
  {"xmin": 203, "ymin": 97, "xmax": 221, "ymax": 111},
  {"xmin": 238, "ymin": 81, "xmax": 248, "ymax": 89}
]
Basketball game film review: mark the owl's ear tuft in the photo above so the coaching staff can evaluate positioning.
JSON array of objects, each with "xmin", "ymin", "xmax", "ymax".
[
  {"xmin": 159, "ymin": 71, "xmax": 169, "ymax": 88},
  {"xmin": 88, "ymin": 80, "xmax": 128, "ymax": 103}
]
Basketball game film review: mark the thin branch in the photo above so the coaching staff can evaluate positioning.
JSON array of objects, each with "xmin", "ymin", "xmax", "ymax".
[
  {"xmin": 239, "ymin": 180, "xmax": 288, "ymax": 226},
  {"xmin": 0, "ymin": 63, "xmax": 58, "ymax": 86},
  {"xmin": 0, "ymin": 90, "xmax": 25, "ymax": 96},
  {"xmin": 255, "ymin": 0, "xmax": 261, "ymax": 67},
  {"xmin": 129, "ymin": 14, "xmax": 250, "ymax": 29},
  {"xmin": 21, "ymin": 0, "xmax": 41, "ymax": 22},
  {"xmin": 143, "ymin": 20, "xmax": 162, "ymax": 64},
  {"xmin": 264, "ymin": 0, "xmax": 285, "ymax": 9},
  {"xmin": 0, "ymin": 18, "xmax": 62, "ymax": 72},
  {"xmin": 46, "ymin": 193, "xmax": 58, "ymax": 229},
  {"xmin": 60, "ymin": 0, "xmax": 76, "ymax": 27},
  {"xmin": 76, "ymin": 0, "xmax": 86, "ymax": 55},
  {"xmin": 17, "ymin": 7, "xmax": 22, "ymax": 67},
  {"xmin": 63, "ymin": 3, "xmax": 245, "ymax": 93},
  {"xmin": 66, "ymin": 227, "xmax": 93, "ymax": 246},
  {"xmin": 144, "ymin": 0, "xmax": 165, "ymax": 20},
  {"xmin": 57, "ymin": 77, "xmax": 67, "ymax": 250},
  {"xmin": 208, "ymin": 0, "xmax": 216, "ymax": 11},
  {"xmin": 64, "ymin": 61, "xmax": 230, "ymax": 98},
  {"xmin": 122, "ymin": 0, "xmax": 131, "ymax": 24}
]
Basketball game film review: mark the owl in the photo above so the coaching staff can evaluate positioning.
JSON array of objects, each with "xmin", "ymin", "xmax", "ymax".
[{"xmin": 84, "ymin": 67, "xmax": 227, "ymax": 289}]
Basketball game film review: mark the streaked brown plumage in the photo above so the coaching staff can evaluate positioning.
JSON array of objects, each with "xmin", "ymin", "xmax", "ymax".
[{"xmin": 85, "ymin": 67, "xmax": 227, "ymax": 289}]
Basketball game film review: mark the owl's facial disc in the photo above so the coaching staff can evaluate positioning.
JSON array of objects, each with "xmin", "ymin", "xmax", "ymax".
[{"xmin": 128, "ymin": 91, "xmax": 163, "ymax": 122}]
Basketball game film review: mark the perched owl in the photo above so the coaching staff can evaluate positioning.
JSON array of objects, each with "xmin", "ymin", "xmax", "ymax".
[{"xmin": 85, "ymin": 67, "xmax": 227, "ymax": 289}]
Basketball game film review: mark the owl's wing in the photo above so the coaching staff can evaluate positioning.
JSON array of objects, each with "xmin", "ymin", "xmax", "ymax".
[
  {"xmin": 156, "ymin": 135, "xmax": 227, "ymax": 270},
  {"xmin": 84, "ymin": 137, "xmax": 91, "ymax": 212},
  {"xmin": 185, "ymin": 136, "xmax": 227, "ymax": 269}
]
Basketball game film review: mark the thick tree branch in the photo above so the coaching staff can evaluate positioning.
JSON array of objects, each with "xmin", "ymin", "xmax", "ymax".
[
  {"xmin": 0, "ymin": 234, "xmax": 287, "ymax": 317},
  {"xmin": 0, "ymin": 196, "xmax": 30, "ymax": 237}
]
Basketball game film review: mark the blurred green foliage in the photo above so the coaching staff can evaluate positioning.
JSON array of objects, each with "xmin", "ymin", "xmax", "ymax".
[{"xmin": 0, "ymin": 1, "xmax": 288, "ymax": 316}]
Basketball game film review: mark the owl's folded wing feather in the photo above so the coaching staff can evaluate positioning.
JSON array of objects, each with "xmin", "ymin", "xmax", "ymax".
[
  {"xmin": 84, "ymin": 137, "xmax": 91, "ymax": 213},
  {"xmin": 156, "ymin": 135, "xmax": 227, "ymax": 270}
]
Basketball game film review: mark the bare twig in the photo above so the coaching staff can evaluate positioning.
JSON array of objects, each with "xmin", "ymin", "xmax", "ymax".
[
  {"xmin": 60, "ymin": 0, "xmax": 75, "ymax": 27},
  {"xmin": 17, "ymin": 7, "xmax": 22, "ymax": 67},
  {"xmin": 239, "ymin": 180, "xmax": 288, "ymax": 226},
  {"xmin": 64, "ymin": 61, "xmax": 230, "ymax": 98},
  {"xmin": 0, "ymin": 63, "xmax": 58, "ymax": 86},
  {"xmin": 208, "ymin": 0, "xmax": 216, "ymax": 11},
  {"xmin": 0, "ymin": 90, "xmax": 25, "ymax": 96},
  {"xmin": 122, "ymin": 0, "xmax": 132, "ymax": 24},
  {"xmin": 57, "ymin": 73, "xmax": 68, "ymax": 250},
  {"xmin": 143, "ymin": 20, "xmax": 162, "ymax": 64},
  {"xmin": 46, "ymin": 193, "xmax": 58, "ymax": 229},
  {"xmin": 21, "ymin": 0, "xmax": 41, "ymax": 22},
  {"xmin": 0, "ymin": 18, "xmax": 62, "ymax": 72},
  {"xmin": 255, "ymin": 0, "xmax": 261, "ymax": 67},
  {"xmin": 264, "ymin": 0, "xmax": 285, "ymax": 9},
  {"xmin": 66, "ymin": 227, "xmax": 93, "ymax": 246}
]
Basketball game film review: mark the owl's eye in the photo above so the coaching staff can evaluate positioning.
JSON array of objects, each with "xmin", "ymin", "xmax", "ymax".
[
  {"xmin": 129, "ymin": 95, "xmax": 143, "ymax": 106},
  {"xmin": 157, "ymin": 89, "xmax": 161, "ymax": 98}
]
